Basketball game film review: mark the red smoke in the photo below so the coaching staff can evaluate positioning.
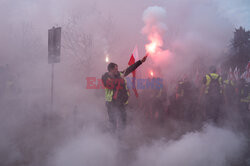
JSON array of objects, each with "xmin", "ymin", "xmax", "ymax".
[{"xmin": 145, "ymin": 33, "xmax": 163, "ymax": 54}]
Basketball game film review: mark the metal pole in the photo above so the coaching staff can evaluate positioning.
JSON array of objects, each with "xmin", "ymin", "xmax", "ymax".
[{"xmin": 51, "ymin": 63, "xmax": 54, "ymax": 111}]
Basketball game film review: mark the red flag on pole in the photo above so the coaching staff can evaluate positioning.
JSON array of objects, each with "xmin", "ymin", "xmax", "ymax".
[{"xmin": 128, "ymin": 46, "xmax": 139, "ymax": 97}]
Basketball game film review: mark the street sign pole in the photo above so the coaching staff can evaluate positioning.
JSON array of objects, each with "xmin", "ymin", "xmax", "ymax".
[
  {"xmin": 51, "ymin": 63, "xmax": 54, "ymax": 111},
  {"xmin": 48, "ymin": 27, "xmax": 61, "ymax": 112}
]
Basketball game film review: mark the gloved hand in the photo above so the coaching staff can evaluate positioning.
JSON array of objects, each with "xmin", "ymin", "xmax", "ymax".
[{"xmin": 141, "ymin": 54, "xmax": 148, "ymax": 63}]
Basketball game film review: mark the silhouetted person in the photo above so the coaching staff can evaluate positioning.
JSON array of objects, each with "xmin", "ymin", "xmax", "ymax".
[{"xmin": 102, "ymin": 55, "xmax": 148, "ymax": 132}]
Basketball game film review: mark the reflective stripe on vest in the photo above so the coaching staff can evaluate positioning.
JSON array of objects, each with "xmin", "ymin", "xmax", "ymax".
[{"xmin": 105, "ymin": 89, "xmax": 113, "ymax": 102}]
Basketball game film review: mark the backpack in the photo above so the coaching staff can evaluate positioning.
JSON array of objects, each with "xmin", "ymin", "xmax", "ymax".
[{"xmin": 207, "ymin": 74, "xmax": 221, "ymax": 97}]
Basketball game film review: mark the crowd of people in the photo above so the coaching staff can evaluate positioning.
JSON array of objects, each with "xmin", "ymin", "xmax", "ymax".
[
  {"xmin": 140, "ymin": 65, "xmax": 250, "ymax": 129},
  {"xmin": 102, "ymin": 59, "xmax": 250, "ymax": 132}
]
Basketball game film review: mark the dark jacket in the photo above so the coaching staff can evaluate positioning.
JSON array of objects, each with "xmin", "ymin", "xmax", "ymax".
[{"xmin": 102, "ymin": 60, "xmax": 142, "ymax": 104}]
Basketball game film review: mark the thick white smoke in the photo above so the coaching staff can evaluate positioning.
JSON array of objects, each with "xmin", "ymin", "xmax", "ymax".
[
  {"xmin": 142, "ymin": 6, "xmax": 167, "ymax": 35},
  {"xmin": 142, "ymin": 6, "xmax": 167, "ymax": 54},
  {"xmin": 141, "ymin": 3, "xmax": 234, "ymax": 80},
  {"xmin": 50, "ymin": 127, "xmax": 119, "ymax": 166},
  {"xmin": 0, "ymin": 0, "xmax": 250, "ymax": 166},
  {"xmin": 48, "ymin": 125, "xmax": 246, "ymax": 166},
  {"xmin": 133, "ymin": 125, "xmax": 246, "ymax": 166}
]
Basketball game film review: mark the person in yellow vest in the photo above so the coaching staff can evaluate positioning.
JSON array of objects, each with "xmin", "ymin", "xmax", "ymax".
[
  {"xmin": 238, "ymin": 79, "xmax": 250, "ymax": 112},
  {"xmin": 237, "ymin": 78, "xmax": 250, "ymax": 127},
  {"xmin": 102, "ymin": 55, "xmax": 148, "ymax": 131},
  {"xmin": 202, "ymin": 66, "xmax": 223, "ymax": 123}
]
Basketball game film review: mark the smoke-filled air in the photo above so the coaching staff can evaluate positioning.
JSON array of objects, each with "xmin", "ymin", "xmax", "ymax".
[{"xmin": 0, "ymin": 0, "xmax": 250, "ymax": 166}]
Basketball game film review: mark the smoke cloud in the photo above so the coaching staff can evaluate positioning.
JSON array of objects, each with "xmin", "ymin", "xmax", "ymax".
[
  {"xmin": 47, "ymin": 125, "xmax": 246, "ymax": 166},
  {"xmin": 0, "ymin": 0, "xmax": 250, "ymax": 166},
  {"xmin": 50, "ymin": 127, "xmax": 119, "ymax": 166},
  {"xmin": 142, "ymin": 6, "xmax": 167, "ymax": 54},
  {"xmin": 133, "ymin": 125, "xmax": 246, "ymax": 166}
]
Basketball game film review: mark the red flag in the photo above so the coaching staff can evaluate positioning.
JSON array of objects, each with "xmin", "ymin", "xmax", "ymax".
[
  {"xmin": 128, "ymin": 54, "xmax": 135, "ymax": 66},
  {"xmin": 128, "ymin": 46, "xmax": 139, "ymax": 97}
]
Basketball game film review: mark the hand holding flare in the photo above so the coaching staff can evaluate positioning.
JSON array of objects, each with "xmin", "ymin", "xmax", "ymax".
[{"xmin": 141, "ymin": 53, "xmax": 149, "ymax": 63}]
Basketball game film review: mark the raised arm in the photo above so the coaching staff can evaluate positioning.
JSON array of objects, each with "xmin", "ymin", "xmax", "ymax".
[{"xmin": 123, "ymin": 55, "xmax": 148, "ymax": 77}]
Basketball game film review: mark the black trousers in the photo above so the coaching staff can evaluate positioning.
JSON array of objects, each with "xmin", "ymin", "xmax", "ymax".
[
  {"xmin": 205, "ymin": 95, "xmax": 222, "ymax": 123},
  {"xmin": 152, "ymin": 99, "xmax": 165, "ymax": 124},
  {"xmin": 106, "ymin": 101, "xmax": 127, "ymax": 131}
]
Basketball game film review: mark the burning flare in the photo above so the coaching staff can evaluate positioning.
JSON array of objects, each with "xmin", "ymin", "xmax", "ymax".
[
  {"xmin": 105, "ymin": 56, "xmax": 109, "ymax": 63},
  {"xmin": 145, "ymin": 34, "xmax": 163, "ymax": 54},
  {"xmin": 146, "ymin": 42, "xmax": 157, "ymax": 54},
  {"xmin": 142, "ymin": 6, "xmax": 167, "ymax": 56},
  {"xmin": 150, "ymin": 71, "xmax": 154, "ymax": 77}
]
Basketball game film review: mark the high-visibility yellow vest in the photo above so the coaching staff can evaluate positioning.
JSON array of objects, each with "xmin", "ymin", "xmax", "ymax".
[
  {"xmin": 105, "ymin": 88, "xmax": 113, "ymax": 102},
  {"xmin": 205, "ymin": 73, "xmax": 222, "ymax": 94},
  {"xmin": 223, "ymin": 80, "xmax": 234, "ymax": 87},
  {"xmin": 105, "ymin": 72, "xmax": 130, "ymax": 104}
]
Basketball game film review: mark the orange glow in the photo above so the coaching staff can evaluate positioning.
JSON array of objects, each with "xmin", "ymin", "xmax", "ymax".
[
  {"xmin": 144, "ymin": 30, "xmax": 171, "ymax": 66},
  {"xmin": 150, "ymin": 71, "xmax": 154, "ymax": 77},
  {"xmin": 145, "ymin": 33, "xmax": 163, "ymax": 55},
  {"xmin": 146, "ymin": 42, "xmax": 157, "ymax": 54}
]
